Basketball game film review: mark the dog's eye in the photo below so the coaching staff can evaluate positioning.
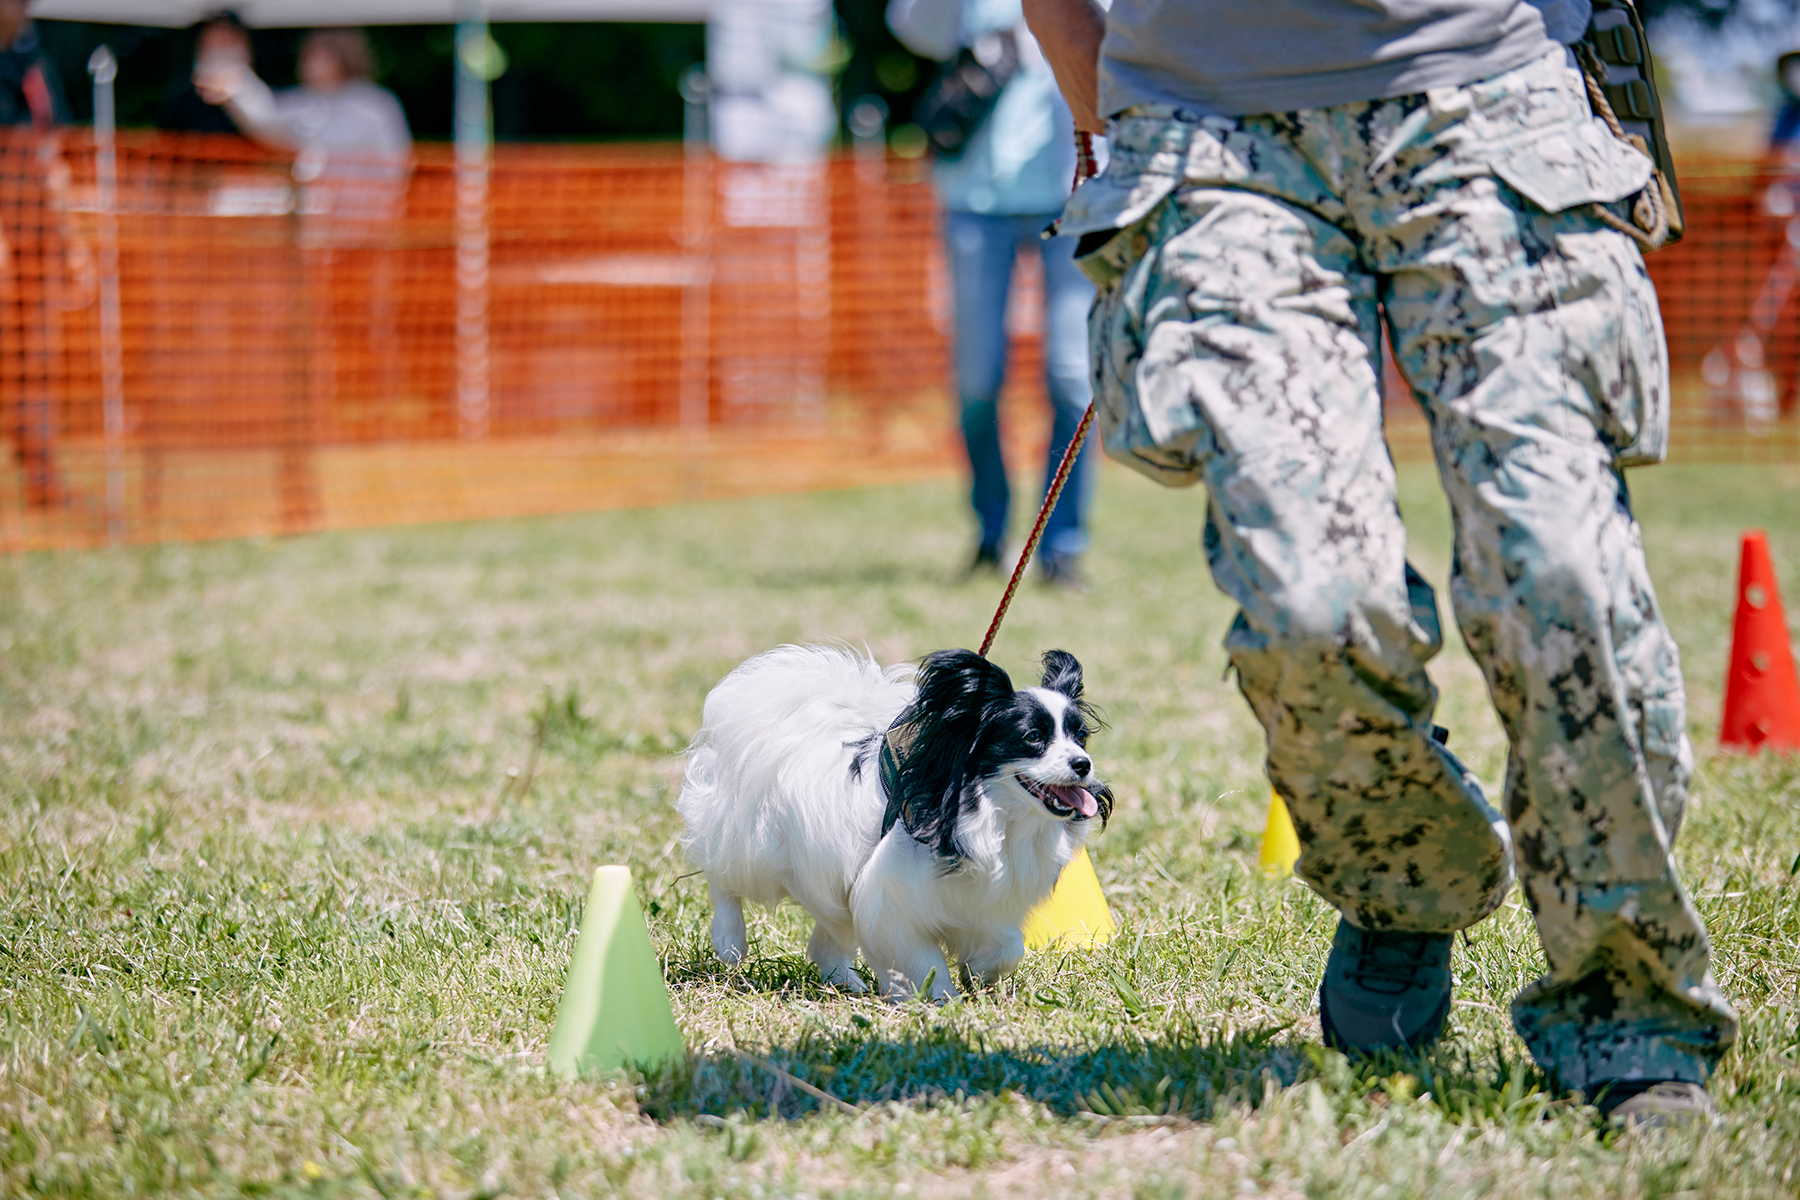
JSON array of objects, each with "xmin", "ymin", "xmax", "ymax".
[{"xmin": 1024, "ymin": 732, "xmax": 1046, "ymax": 749}]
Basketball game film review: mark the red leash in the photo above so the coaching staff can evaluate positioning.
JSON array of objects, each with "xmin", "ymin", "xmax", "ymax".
[
  {"xmin": 976, "ymin": 132, "xmax": 1101, "ymax": 659},
  {"xmin": 977, "ymin": 401, "xmax": 1096, "ymax": 656}
]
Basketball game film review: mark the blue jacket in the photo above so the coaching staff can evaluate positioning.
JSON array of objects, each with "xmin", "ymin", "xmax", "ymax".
[{"xmin": 888, "ymin": 0, "xmax": 1077, "ymax": 216}]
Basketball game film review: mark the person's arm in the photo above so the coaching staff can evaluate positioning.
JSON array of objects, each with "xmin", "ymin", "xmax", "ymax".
[
  {"xmin": 1022, "ymin": 0, "xmax": 1107, "ymax": 133},
  {"xmin": 196, "ymin": 62, "xmax": 302, "ymax": 152}
]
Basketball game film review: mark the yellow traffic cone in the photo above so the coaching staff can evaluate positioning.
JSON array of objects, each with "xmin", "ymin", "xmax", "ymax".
[
  {"xmin": 1023, "ymin": 846, "xmax": 1116, "ymax": 950},
  {"xmin": 1258, "ymin": 789, "xmax": 1300, "ymax": 877},
  {"xmin": 547, "ymin": 865, "xmax": 685, "ymax": 1077}
]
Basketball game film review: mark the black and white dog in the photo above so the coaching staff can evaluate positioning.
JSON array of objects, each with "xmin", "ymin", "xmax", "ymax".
[{"xmin": 677, "ymin": 644, "xmax": 1111, "ymax": 1000}]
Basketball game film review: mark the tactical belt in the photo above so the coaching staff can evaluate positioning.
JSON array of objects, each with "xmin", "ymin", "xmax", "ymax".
[{"xmin": 1574, "ymin": 0, "xmax": 1683, "ymax": 250}]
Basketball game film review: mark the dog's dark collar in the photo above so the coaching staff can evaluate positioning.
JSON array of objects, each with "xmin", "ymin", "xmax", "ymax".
[
  {"xmin": 878, "ymin": 725, "xmax": 905, "ymax": 837},
  {"xmin": 878, "ymin": 711, "xmax": 927, "ymax": 840}
]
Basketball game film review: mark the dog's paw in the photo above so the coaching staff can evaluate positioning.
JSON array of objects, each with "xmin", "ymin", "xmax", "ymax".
[
  {"xmin": 710, "ymin": 925, "xmax": 747, "ymax": 964},
  {"xmin": 709, "ymin": 894, "xmax": 748, "ymax": 964},
  {"xmin": 819, "ymin": 964, "xmax": 868, "ymax": 994},
  {"xmin": 877, "ymin": 966, "xmax": 959, "ymax": 1005}
]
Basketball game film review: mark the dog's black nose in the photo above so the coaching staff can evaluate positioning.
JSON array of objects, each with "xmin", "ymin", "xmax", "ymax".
[{"xmin": 1070, "ymin": 756, "xmax": 1091, "ymax": 778}]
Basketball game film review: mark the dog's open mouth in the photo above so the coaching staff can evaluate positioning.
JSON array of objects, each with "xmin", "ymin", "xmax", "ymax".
[{"xmin": 1018, "ymin": 775, "xmax": 1099, "ymax": 819}]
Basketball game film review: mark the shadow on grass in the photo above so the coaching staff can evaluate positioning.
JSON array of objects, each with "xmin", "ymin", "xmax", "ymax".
[
  {"xmin": 648, "ymin": 946, "xmax": 1303, "ymax": 1120},
  {"xmin": 636, "ymin": 1022, "xmax": 1302, "ymax": 1123},
  {"xmin": 627, "ymin": 1024, "xmax": 1566, "ymax": 1131},
  {"xmin": 639, "ymin": 956, "xmax": 1565, "ymax": 1129}
]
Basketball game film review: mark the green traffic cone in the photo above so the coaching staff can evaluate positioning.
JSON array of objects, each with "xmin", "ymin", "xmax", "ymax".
[{"xmin": 547, "ymin": 865, "xmax": 685, "ymax": 1077}]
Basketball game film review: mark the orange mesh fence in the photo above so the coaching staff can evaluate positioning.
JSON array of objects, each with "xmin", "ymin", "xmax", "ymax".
[
  {"xmin": 1645, "ymin": 162, "xmax": 1800, "ymax": 450},
  {"xmin": 0, "ymin": 133, "xmax": 1793, "ymax": 552}
]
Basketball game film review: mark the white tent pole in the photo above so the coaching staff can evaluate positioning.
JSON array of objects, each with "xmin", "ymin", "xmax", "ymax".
[
  {"xmin": 88, "ymin": 45, "xmax": 126, "ymax": 543},
  {"xmin": 677, "ymin": 65, "xmax": 710, "ymax": 492},
  {"xmin": 454, "ymin": 4, "xmax": 491, "ymax": 441}
]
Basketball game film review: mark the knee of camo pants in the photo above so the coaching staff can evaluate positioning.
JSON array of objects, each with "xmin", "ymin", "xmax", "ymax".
[{"xmin": 1219, "ymin": 544, "xmax": 1515, "ymax": 933}]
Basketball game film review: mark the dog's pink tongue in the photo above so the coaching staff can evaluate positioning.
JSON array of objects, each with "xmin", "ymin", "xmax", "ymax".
[{"xmin": 1051, "ymin": 785, "xmax": 1098, "ymax": 817}]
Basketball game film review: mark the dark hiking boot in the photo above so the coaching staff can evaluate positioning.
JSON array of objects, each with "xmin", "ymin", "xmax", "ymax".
[
  {"xmin": 1318, "ymin": 918, "xmax": 1454, "ymax": 1054},
  {"xmin": 1594, "ymin": 1080, "xmax": 1717, "ymax": 1129},
  {"xmin": 965, "ymin": 543, "xmax": 1002, "ymax": 579},
  {"xmin": 1039, "ymin": 552, "xmax": 1085, "ymax": 593}
]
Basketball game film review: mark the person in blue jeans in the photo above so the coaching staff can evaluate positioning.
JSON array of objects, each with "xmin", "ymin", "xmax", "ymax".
[{"xmin": 889, "ymin": 0, "xmax": 1096, "ymax": 586}]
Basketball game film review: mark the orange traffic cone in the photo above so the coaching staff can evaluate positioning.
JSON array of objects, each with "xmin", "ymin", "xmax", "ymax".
[{"xmin": 1720, "ymin": 530, "xmax": 1800, "ymax": 752}]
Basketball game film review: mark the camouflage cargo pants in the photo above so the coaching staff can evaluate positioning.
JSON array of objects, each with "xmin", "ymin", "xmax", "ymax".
[{"xmin": 1064, "ymin": 49, "xmax": 1737, "ymax": 1088}]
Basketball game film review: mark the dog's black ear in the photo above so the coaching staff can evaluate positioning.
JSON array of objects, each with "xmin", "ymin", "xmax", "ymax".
[
  {"xmin": 886, "ymin": 649, "xmax": 1014, "ymax": 867},
  {"xmin": 1040, "ymin": 650, "xmax": 1082, "ymax": 700},
  {"xmin": 1040, "ymin": 648, "xmax": 1107, "ymax": 733}
]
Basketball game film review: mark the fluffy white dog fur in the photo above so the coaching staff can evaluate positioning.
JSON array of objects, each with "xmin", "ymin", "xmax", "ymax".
[{"xmin": 677, "ymin": 644, "xmax": 1106, "ymax": 1001}]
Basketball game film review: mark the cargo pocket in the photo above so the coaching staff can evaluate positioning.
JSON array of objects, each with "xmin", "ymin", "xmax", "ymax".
[
  {"xmin": 1487, "ymin": 118, "xmax": 1653, "ymax": 214},
  {"xmin": 1061, "ymin": 167, "xmax": 1178, "ymax": 288},
  {"xmin": 1057, "ymin": 147, "xmax": 1208, "ymax": 484},
  {"xmin": 1489, "ymin": 119, "xmax": 1670, "ymax": 466},
  {"xmin": 1085, "ymin": 198, "xmax": 1213, "ymax": 487}
]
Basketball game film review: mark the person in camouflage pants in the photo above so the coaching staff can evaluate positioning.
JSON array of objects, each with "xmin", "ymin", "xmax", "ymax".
[{"xmin": 1055, "ymin": 47, "xmax": 1738, "ymax": 1100}]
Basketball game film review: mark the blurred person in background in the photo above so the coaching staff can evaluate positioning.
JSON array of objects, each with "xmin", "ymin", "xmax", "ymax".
[
  {"xmin": 1761, "ymin": 50, "xmax": 1800, "ymax": 424},
  {"xmin": 198, "ymin": 26, "xmax": 412, "ymax": 528},
  {"xmin": 0, "ymin": 0, "xmax": 77, "ymax": 509},
  {"xmin": 1770, "ymin": 51, "xmax": 1800, "ymax": 157},
  {"xmin": 0, "ymin": 0, "xmax": 63, "ymax": 128},
  {"xmin": 889, "ymin": 0, "xmax": 1096, "ymax": 589},
  {"xmin": 159, "ymin": 11, "xmax": 253, "ymax": 136},
  {"xmin": 197, "ymin": 26, "xmax": 411, "ymax": 222}
]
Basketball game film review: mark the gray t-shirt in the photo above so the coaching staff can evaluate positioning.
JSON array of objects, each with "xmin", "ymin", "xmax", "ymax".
[{"xmin": 1097, "ymin": 0, "xmax": 1590, "ymax": 118}]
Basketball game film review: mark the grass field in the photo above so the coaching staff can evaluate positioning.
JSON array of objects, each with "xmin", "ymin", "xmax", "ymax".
[{"xmin": 2, "ymin": 459, "xmax": 1797, "ymax": 1199}]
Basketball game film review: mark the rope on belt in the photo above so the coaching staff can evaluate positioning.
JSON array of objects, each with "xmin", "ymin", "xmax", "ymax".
[{"xmin": 1572, "ymin": 40, "xmax": 1671, "ymax": 253}]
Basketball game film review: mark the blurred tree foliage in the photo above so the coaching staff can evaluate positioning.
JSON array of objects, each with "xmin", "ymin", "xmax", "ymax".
[
  {"xmin": 32, "ymin": 0, "xmax": 1762, "ymax": 142},
  {"xmin": 834, "ymin": 0, "xmax": 937, "ymax": 134}
]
